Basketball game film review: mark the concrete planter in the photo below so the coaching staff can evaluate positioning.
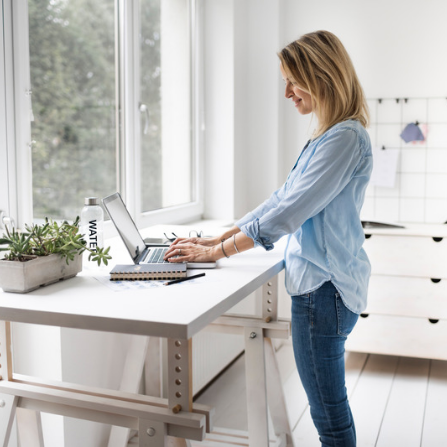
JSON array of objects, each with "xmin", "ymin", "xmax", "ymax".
[{"xmin": 0, "ymin": 254, "xmax": 83, "ymax": 293}]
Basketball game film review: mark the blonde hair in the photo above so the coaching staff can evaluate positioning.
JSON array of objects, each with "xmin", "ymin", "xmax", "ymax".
[{"xmin": 278, "ymin": 30, "xmax": 369, "ymax": 138}]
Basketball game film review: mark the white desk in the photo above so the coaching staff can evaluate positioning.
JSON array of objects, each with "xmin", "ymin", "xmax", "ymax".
[{"xmin": 0, "ymin": 228, "xmax": 294, "ymax": 447}]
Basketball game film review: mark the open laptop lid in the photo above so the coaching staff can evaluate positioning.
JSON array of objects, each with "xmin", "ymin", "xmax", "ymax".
[{"xmin": 102, "ymin": 192, "xmax": 146, "ymax": 264}]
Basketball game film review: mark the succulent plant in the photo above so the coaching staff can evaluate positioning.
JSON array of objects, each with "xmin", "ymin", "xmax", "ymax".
[{"xmin": 0, "ymin": 217, "xmax": 111, "ymax": 266}]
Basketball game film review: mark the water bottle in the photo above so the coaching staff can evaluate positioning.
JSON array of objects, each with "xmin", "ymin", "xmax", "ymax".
[{"xmin": 81, "ymin": 197, "xmax": 104, "ymax": 252}]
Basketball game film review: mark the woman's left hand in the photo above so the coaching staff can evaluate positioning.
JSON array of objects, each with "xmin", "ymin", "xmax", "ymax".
[{"xmin": 164, "ymin": 242, "xmax": 219, "ymax": 263}]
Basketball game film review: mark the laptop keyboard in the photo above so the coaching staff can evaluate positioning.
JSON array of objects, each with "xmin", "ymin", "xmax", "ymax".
[{"xmin": 144, "ymin": 247, "xmax": 169, "ymax": 264}]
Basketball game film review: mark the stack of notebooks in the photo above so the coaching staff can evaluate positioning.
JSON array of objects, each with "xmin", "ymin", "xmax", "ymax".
[{"xmin": 110, "ymin": 263, "xmax": 187, "ymax": 281}]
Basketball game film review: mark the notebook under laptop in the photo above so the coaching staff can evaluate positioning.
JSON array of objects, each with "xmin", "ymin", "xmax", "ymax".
[{"xmin": 102, "ymin": 192, "xmax": 216, "ymax": 269}]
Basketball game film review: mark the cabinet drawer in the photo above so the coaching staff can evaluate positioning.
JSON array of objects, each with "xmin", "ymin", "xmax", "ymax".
[
  {"xmin": 346, "ymin": 314, "xmax": 447, "ymax": 360},
  {"xmin": 365, "ymin": 275, "xmax": 447, "ymax": 319},
  {"xmin": 364, "ymin": 235, "xmax": 447, "ymax": 278}
]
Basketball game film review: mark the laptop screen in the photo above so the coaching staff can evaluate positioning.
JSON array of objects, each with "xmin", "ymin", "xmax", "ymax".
[{"xmin": 102, "ymin": 192, "xmax": 146, "ymax": 263}]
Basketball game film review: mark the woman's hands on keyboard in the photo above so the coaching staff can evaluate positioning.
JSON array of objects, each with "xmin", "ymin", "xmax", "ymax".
[{"xmin": 163, "ymin": 240, "xmax": 220, "ymax": 263}]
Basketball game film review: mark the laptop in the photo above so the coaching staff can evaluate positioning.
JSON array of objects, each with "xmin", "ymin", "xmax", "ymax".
[{"xmin": 102, "ymin": 192, "xmax": 216, "ymax": 269}]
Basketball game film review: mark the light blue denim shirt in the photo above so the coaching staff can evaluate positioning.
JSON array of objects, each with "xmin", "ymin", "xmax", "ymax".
[{"xmin": 235, "ymin": 120, "xmax": 373, "ymax": 314}]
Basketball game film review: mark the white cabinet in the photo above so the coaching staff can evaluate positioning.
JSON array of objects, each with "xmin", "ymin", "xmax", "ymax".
[{"xmin": 346, "ymin": 224, "xmax": 447, "ymax": 360}]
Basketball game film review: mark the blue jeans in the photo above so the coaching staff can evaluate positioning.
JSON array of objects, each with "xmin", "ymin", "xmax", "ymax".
[{"xmin": 291, "ymin": 281, "xmax": 358, "ymax": 447}]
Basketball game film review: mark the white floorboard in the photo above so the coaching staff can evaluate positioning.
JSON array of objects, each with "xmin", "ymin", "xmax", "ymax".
[
  {"xmin": 283, "ymin": 368, "xmax": 308, "ymax": 431},
  {"xmin": 376, "ymin": 357, "xmax": 429, "ymax": 447},
  {"xmin": 350, "ymin": 354, "xmax": 399, "ymax": 447},
  {"xmin": 193, "ymin": 340, "xmax": 447, "ymax": 447},
  {"xmin": 292, "ymin": 407, "xmax": 319, "ymax": 447},
  {"xmin": 421, "ymin": 360, "xmax": 447, "ymax": 446}
]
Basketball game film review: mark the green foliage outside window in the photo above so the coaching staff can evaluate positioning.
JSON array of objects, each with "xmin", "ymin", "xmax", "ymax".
[
  {"xmin": 28, "ymin": 0, "xmax": 162, "ymax": 221},
  {"xmin": 140, "ymin": 0, "xmax": 163, "ymax": 212}
]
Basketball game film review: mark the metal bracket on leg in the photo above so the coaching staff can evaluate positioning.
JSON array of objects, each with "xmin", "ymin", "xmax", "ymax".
[{"xmin": 138, "ymin": 419, "xmax": 166, "ymax": 447}]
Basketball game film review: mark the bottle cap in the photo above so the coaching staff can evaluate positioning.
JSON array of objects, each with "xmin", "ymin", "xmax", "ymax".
[{"xmin": 84, "ymin": 197, "xmax": 98, "ymax": 206}]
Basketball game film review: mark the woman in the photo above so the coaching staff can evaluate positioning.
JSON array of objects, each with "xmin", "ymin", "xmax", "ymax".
[{"xmin": 164, "ymin": 30, "xmax": 372, "ymax": 446}]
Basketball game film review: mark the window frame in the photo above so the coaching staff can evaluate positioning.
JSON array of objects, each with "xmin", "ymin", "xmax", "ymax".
[
  {"xmin": 132, "ymin": 0, "xmax": 205, "ymax": 228},
  {"xmin": 2, "ymin": 0, "xmax": 204, "ymax": 231},
  {"xmin": 1, "ymin": 0, "xmax": 32, "ymax": 230},
  {"xmin": 0, "ymin": 0, "xmax": 15, "ymax": 229}
]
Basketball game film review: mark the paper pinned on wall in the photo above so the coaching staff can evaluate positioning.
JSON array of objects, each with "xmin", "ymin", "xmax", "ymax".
[
  {"xmin": 370, "ymin": 147, "xmax": 400, "ymax": 188},
  {"xmin": 400, "ymin": 122, "xmax": 426, "ymax": 143}
]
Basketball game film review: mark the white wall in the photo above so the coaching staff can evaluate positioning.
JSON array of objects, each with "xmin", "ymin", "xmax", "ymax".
[
  {"xmin": 279, "ymin": 0, "xmax": 447, "ymax": 191},
  {"xmin": 281, "ymin": 0, "xmax": 447, "ymax": 98},
  {"xmin": 161, "ymin": 0, "xmax": 191, "ymax": 208},
  {"xmin": 203, "ymin": 0, "xmax": 236, "ymax": 219},
  {"xmin": 204, "ymin": 0, "xmax": 282, "ymax": 220},
  {"xmin": 203, "ymin": 0, "xmax": 447, "ymax": 222}
]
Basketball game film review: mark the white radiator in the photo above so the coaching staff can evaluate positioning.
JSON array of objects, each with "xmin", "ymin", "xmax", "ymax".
[
  {"xmin": 192, "ymin": 330, "xmax": 245, "ymax": 394},
  {"xmin": 190, "ymin": 290, "xmax": 259, "ymax": 394},
  {"xmin": 191, "ymin": 271, "xmax": 290, "ymax": 395}
]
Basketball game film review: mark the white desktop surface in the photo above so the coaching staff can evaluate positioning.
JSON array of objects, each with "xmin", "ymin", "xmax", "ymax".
[{"xmin": 0, "ymin": 226, "xmax": 285, "ymax": 340}]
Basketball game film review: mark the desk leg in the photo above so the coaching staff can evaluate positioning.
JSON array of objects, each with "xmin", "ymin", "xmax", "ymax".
[
  {"xmin": 144, "ymin": 337, "xmax": 162, "ymax": 397},
  {"xmin": 16, "ymin": 408, "xmax": 44, "ymax": 447},
  {"xmin": 167, "ymin": 437, "xmax": 191, "ymax": 446},
  {"xmin": 1, "ymin": 321, "xmax": 44, "ymax": 447},
  {"xmin": 0, "ymin": 394, "xmax": 18, "ymax": 447},
  {"xmin": 166, "ymin": 338, "xmax": 192, "ymax": 446},
  {"xmin": 0, "ymin": 322, "xmax": 13, "ymax": 382},
  {"xmin": 263, "ymin": 276, "xmax": 295, "ymax": 445},
  {"xmin": 167, "ymin": 338, "xmax": 192, "ymax": 414},
  {"xmin": 0, "ymin": 321, "xmax": 18, "ymax": 447},
  {"xmin": 244, "ymin": 327, "xmax": 269, "ymax": 447},
  {"xmin": 108, "ymin": 336, "xmax": 150, "ymax": 447},
  {"xmin": 264, "ymin": 338, "xmax": 295, "ymax": 447}
]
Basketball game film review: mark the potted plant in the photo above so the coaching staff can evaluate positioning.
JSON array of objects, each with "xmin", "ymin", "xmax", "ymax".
[{"xmin": 0, "ymin": 217, "xmax": 111, "ymax": 293}]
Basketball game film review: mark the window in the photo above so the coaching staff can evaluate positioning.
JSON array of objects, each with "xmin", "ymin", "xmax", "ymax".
[
  {"xmin": 1, "ymin": 0, "xmax": 203, "ymax": 229},
  {"xmin": 28, "ymin": 0, "xmax": 117, "ymax": 220},
  {"xmin": 139, "ymin": 0, "xmax": 193, "ymax": 213}
]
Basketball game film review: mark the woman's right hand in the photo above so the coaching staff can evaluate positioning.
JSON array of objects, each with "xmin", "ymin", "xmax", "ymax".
[
  {"xmin": 169, "ymin": 235, "xmax": 221, "ymax": 248},
  {"xmin": 168, "ymin": 226, "xmax": 241, "ymax": 248}
]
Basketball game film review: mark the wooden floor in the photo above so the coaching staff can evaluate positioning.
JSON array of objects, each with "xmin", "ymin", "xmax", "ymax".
[{"xmin": 193, "ymin": 340, "xmax": 447, "ymax": 446}]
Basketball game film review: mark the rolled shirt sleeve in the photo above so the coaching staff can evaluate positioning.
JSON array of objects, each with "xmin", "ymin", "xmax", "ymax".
[
  {"xmin": 238, "ymin": 128, "xmax": 364, "ymax": 250},
  {"xmin": 235, "ymin": 185, "xmax": 286, "ymax": 230}
]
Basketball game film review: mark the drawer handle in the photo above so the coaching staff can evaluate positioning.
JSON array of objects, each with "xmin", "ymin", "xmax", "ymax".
[
  {"xmin": 429, "ymin": 319, "xmax": 439, "ymax": 324},
  {"xmin": 365, "ymin": 234, "xmax": 372, "ymax": 239},
  {"xmin": 431, "ymin": 278, "xmax": 441, "ymax": 283},
  {"xmin": 360, "ymin": 313, "xmax": 369, "ymax": 318},
  {"xmin": 433, "ymin": 237, "xmax": 443, "ymax": 242}
]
